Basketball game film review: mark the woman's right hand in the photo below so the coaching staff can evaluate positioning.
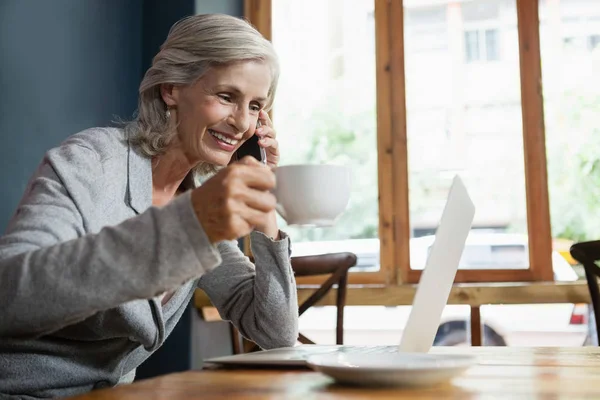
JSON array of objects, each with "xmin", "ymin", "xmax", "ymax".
[{"xmin": 190, "ymin": 156, "xmax": 277, "ymax": 243}]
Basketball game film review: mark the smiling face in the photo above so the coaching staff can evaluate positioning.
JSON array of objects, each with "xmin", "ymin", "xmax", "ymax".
[{"xmin": 161, "ymin": 61, "xmax": 272, "ymax": 167}]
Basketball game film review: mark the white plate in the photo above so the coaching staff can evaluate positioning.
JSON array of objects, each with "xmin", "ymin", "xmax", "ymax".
[{"xmin": 306, "ymin": 352, "xmax": 475, "ymax": 388}]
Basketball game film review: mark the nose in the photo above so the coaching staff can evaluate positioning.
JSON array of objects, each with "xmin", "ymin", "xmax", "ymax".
[{"xmin": 227, "ymin": 106, "xmax": 251, "ymax": 135}]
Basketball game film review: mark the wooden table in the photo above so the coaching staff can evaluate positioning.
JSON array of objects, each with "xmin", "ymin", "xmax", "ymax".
[{"xmin": 68, "ymin": 347, "xmax": 600, "ymax": 399}]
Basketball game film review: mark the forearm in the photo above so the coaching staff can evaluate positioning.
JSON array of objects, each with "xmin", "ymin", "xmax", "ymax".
[
  {"xmin": 246, "ymin": 231, "xmax": 298, "ymax": 348},
  {"xmin": 199, "ymin": 231, "xmax": 298, "ymax": 349}
]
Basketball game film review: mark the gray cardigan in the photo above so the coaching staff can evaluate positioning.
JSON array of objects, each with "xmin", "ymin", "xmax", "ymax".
[{"xmin": 0, "ymin": 128, "xmax": 298, "ymax": 399}]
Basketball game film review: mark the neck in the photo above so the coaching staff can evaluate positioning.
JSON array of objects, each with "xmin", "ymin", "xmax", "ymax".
[{"xmin": 152, "ymin": 140, "xmax": 196, "ymax": 198}]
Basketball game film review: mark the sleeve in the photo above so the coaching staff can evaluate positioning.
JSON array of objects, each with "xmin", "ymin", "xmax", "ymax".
[
  {"xmin": 197, "ymin": 231, "xmax": 299, "ymax": 349},
  {"xmin": 0, "ymin": 149, "xmax": 222, "ymax": 339}
]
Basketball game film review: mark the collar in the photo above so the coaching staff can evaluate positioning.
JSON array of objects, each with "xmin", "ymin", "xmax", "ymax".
[{"xmin": 126, "ymin": 138, "xmax": 152, "ymax": 214}]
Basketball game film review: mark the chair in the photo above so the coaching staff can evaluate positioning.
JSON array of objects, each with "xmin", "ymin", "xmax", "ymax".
[
  {"xmin": 232, "ymin": 252, "xmax": 357, "ymax": 354},
  {"xmin": 570, "ymin": 241, "xmax": 600, "ymax": 345}
]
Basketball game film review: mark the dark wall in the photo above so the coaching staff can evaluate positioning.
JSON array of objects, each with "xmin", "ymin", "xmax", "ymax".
[
  {"xmin": 140, "ymin": 0, "xmax": 244, "ymax": 73},
  {"xmin": 195, "ymin": 0, "xmax": 243, "ymax": 17},
  {"xmin": 0, "ymin": 0, "xmax": 142, "ymax": 231},
  {"xmin": 142, "ymin": 0, "xmax": 196, "ymax": 71},
  {"xmin": 0, "ymin": 0, "xmax": 244, "ymax": 380}
]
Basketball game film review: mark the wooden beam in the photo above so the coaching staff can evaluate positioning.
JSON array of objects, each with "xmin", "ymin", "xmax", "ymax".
[
  {"xmin": 297, "ymin": 264, "xmax": 539, "ymax": 286},
  {"xmin": 244, "ymin": 0, "xmax": 272, "ymax": 40},
  {"xmin": 408, "ymin": 268, "xmax": 538, "ymax": 284},
  {"xmin": 389, "ymin": 0, "xmax": 411, "ymax": 284},
  {"xmin": 516, "ymin": 0, "xmax": 553, "ymax": 281},
  {"xmin": 199, "ymin": 306, "xmax": 222, "ymax": 322},
  {"xmin": 195, "ymin": 281, "xmax": 590, "ymax": 309},
  {"xmin": 374, "ymin": 0, "xmax": 395, "ymax": 284},
  {"xmin": 296, "ymin": 271, "xmax": 395, "ymax": 286},
  {"xmin": 470, "ymin": 306, "xmax": 482, "ymax": 346}
]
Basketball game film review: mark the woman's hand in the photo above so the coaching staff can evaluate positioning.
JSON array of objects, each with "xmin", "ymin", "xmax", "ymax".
[
  {"xmin": 191, "ymin": 156, "xmax": 277, "ymax": 243},
  {"xmin": 255, "ymin": 110, "xmax": 279, "ymax": 169}
]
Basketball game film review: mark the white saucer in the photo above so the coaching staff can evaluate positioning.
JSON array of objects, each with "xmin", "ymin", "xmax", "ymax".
[{"xmin": 306, "ymin": 352, "xmax": 475, "ymax": 388}]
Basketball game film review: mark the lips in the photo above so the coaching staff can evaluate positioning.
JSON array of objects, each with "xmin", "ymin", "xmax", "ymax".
[{"xmin": 208, "ymin": 129, "xmax": 240, "ymax": 146}]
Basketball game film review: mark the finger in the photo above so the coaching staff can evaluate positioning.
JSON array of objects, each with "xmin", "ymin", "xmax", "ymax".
[
  {"xmin": 258, "ymin": 136, "xmax": 279, "ymax": 149},
  {"xmin": 255, "ymin": 126, "xmax": 276, "ymax": 140},
  {"xmin": 258, "ymin": 109, "xmax": 272, "ymax": 128},
  {"xmin": 261, "ymin": 140, "xmax": 280, "ymax": 161},
  {"xmin": 228, "ymin": 161, "xmax": 275, "ymax": 190},
  {"xmin": 239, "ymin": 204, "xmax": 272, "ymax": 229},
  {"xmin": 263, "ymin": 146, "xmax": 280, "ymax": 168},
  {"xmin": 242, "ymin": 188, "xmax": 277, "ymax": 213}
]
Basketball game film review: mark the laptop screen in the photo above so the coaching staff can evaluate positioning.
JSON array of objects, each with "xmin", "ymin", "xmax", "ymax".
[{"xmin": 398, "ymin": 176, "xmax": 475, "ymax": 353}]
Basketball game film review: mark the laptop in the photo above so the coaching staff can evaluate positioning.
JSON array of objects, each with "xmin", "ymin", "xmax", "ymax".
[{"xmin": 205, "ymin": 175, "xmax": 475, "ymax": 367}]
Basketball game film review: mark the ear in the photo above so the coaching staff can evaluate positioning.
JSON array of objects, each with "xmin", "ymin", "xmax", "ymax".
[{"xmin": 160, "ymin": 83, "xmax": 179, "ymax": 107}]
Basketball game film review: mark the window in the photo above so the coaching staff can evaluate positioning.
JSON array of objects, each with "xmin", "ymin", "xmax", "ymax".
[
  {"xmin": 404, "ymin": 0, "xmax": 536, "ymax": 283},
  {"xmin": 464, "ymin": 29, "xmax": 501, "ymax": 62},
  {"xmin": 589, "ymin": 34, "xmax": 600, "ymax": 51},
  {"xmin": 465, "ymin": 30, "xmax": 481, "ymax": 61},
  {"xmin": 485, "ymin": 29, "xmax": 500, "ymax": 60},
  {"xmin": 540, "ymin": 0, "xmax": 600, "ymax": 271},
  {"xmin": 245, "ymin": 0, "xmax": 560, "ymax": 284},
  {"xmin": 241, "ymin": 0, "xmax": 591, "ymax": 349},
  {"xmin": 270, "ymin": 0, "xmax": 386, "ymax": 284}
]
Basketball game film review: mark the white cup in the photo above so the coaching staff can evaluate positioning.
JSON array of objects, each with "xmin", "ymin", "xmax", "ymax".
[{"xmin": 273, "ymin": 164, "xmax": 352, "ymax": 226}]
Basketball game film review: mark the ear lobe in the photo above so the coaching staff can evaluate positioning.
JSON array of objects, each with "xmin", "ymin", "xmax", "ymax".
[{"xmin": 160, "ymin": 84, "xmax": 178, "ymax": 107}]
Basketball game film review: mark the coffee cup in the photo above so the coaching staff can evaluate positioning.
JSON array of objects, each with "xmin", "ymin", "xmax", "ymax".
[{"xmin": 272, "ymin": 164, "xmax": 351, "ymax": 226}]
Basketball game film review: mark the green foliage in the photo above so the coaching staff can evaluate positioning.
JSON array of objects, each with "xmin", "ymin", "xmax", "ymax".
[{"xmin": 547, "ymin": 89, "xmax": 600, "ymax": 242}]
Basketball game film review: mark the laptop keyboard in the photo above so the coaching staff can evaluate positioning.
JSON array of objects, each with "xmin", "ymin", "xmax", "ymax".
[
  {"xmin": 336, "ymin": 345, "xmax": 399, "ymax": 355},
  {"xmin": 293, "ymin": 345, "xmax": 399, "ymax": 359}
]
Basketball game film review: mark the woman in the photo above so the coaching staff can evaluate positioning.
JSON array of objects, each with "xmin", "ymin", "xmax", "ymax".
[{"xmin": 0, "ymin": 14, "xmax": 298, "ymax": 398}]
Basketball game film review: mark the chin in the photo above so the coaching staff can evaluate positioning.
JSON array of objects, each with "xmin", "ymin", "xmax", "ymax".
[
  {"xmin": 214, "ymin": 154, "xmax": 233, "ymax": 166},
  {"xmin": 202, "ymin": 152, "xmax": 233, "ymax": 167},
  {"xmin": 197, "ymin": 141, "xmax": 234, "ymax": 167}
]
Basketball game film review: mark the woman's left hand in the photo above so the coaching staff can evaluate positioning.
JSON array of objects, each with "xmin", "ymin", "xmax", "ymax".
[{"xmin": 255, "ymin": 110, "xmax": 279, "ymax": 169}]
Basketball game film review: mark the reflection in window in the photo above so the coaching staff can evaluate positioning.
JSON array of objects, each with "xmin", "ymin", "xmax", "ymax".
[
  {"xmin": 465, "ymin": 30, "xmax": 480, "ymax": 62},
  {"xmin": 464, "ymin": 29, "xmax": 500, "ymax": 62},
  {"xmin": 485, "ymin": 29, "xmax": 500, "ymax": 60},
  {"xmin": 589, "ymin": 34, "xmax": 600, "ymax": 51}
]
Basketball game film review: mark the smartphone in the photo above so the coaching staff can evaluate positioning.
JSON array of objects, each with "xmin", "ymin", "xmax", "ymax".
[{"xmin": 232, "ymin": 121, "xmax": 267, "ymax": 164}]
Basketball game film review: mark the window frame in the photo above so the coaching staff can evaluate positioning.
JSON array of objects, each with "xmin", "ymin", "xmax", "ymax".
[{"xmin": 245, "ymin": 0, "xmax": 553, "ymax": 285}]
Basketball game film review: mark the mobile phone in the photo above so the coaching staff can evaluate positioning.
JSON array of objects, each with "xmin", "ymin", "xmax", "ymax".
[{"xmin": 232, "ymin": 121, "xmax": 267, "ymax": 164}]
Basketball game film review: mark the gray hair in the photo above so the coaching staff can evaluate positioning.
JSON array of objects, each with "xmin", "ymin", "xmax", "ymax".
[{"xmin": 125, "ymin": 14, "xmax": 279, "ymax": 175}]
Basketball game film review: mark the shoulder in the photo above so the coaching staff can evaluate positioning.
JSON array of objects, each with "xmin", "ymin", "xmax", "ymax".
[
  {"xmin": 50, "ymin": 127, "xmax": 127, "ymax": 162},
  {"xmin": 44, "ymin": 127, "xmax": 129, "ymax": 174}
]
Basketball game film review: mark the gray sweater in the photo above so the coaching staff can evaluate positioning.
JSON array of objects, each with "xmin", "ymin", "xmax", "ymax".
[{"xmin": 0, "ymin": 128, "xmax": 298, "ymax": 399}]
